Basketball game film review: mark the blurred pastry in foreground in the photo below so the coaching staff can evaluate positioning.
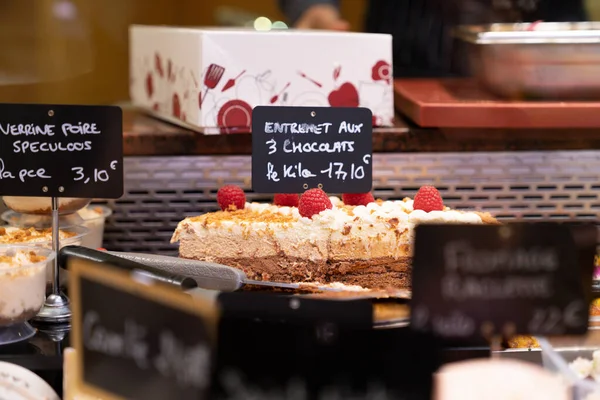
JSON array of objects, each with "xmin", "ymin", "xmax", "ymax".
[
  {"xmin": 508, "ymin": 299, "xmax": 600, "ymax": 349},
  {"xmin": 507, "ymin": 335, "xmax": 540, "ymax": 349},
  {"xmin": 591, "ymin": 298, "xmax": 600, "ymax": 317},
  {"xmin": 435, "ymin": 359, "xmax": 569, "ymax": 400}
]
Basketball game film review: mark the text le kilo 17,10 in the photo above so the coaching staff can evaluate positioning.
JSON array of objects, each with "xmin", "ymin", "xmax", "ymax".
[{"xmin": 263, "ymin": 121, "xmax": 370, "ymax": 183}]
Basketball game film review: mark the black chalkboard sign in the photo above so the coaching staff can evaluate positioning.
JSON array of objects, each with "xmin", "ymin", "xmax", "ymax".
[
  {"xmin": 0, "ymin": 104, "xmax": 123, "ymax": 198},
  {"xmin": 213, "ymin": 292, "xmax": 440, "ymax": 400},
  {"xmin": 251, "ymin": 106, "xmax": 372, "ymax": 193},
  {"xmin": 69, "ymin": 259, "xmax": 218, "ymax": 400},
  {"xmin": 410, "ymin": 223, "xmax": 596, "ymax": 340}
]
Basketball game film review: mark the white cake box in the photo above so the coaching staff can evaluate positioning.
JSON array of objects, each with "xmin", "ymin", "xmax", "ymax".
[{"xmin": 129, "ymin": 25, "xmax": 394, "ymax": 134}]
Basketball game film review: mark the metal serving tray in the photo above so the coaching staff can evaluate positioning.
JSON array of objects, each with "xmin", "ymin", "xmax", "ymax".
[
  {"xmin": 455, "ymin": 22, "xmax": 600, "ymax": 99},
  {"xmin": 455, "ymin": 22, "xmax": 600, "ymax": 44}
]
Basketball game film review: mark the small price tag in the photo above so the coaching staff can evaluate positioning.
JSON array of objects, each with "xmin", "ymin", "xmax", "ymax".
[
  {"xmin": 69, "ymin": 259, "xmax": 218, "ymax": 400},
  {"xmin": 410, "ymin": 223, "xmax": 596, "ymax": 340},
  {"xmin": 0, "ymin": 104, "xmax": 123, "ymax": 198},
  {"xmin": 251, "ymin": 106, "xmax": 372, "ymax": 193}
]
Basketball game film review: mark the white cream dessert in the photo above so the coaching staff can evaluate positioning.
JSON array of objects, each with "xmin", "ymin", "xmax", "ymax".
[
  {"xmin": 435, "ymin": 359, "xmax": 570, "ymax": 400},
  {"xmin": 0, "ymin": 226, "xmax": 83, "ymax": 282},
  {"xmin": 77, "ymin": 206, "xmax": 111, "ymax": 249},
  {"xmin": 0, "ymin": 248, "xmax": 49, "ymax": 325},
  {"xmin": 569, "ymin": 351, "xmax": 600, "ymax": 382},
  {"xmin": 172, "ymin": 186, "xmax": 498, "ymax": 289},
  {"xmin": 1, "ymin": 205, "xmax": 110, "ymax": 249},
  {"xmin": 77, "ymin": 206, "xmax": 104, "ymax": 220}
]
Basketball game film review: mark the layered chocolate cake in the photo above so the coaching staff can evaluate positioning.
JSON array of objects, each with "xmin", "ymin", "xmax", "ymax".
[{"xmin": 172, "ymin": 185, "xmax": 498, "ymax": 289}]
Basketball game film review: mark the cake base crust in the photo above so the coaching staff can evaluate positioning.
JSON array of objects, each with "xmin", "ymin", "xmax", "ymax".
[{"xmin": 180, "ymin": 252, "xmax": 412, "ymax": 289}]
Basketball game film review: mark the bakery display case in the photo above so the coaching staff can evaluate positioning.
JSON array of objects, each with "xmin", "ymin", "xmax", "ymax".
[
  {"xmin": 94, "ymin": 86, "xmax": 600, "ymax": 396},
  {"xmin": 2, "ymin": 2, "xmax": 600, "ymax": 399},
  {"xmin": 0, "ymin": 106, "xmax": 594, "ymax": 397}
]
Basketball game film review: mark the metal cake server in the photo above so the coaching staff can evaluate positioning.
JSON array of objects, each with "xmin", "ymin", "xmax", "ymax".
[
  {"xmin": 59, "ymin": 246, "xmax": 197, "ymax": 291},
  {"xmin": 63, "ymin": 247, "xmax": 343, "ymax": 293},
  {"xmin": 109, "ymin": 250, "xmax": 345, "ymax": 292}
]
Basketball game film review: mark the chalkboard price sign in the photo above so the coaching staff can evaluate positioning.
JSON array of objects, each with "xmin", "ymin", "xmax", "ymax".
[
  {"xmin": 252, "ymin": 106, "xmax": 373, "ymax": 193},
  {"xmin": 410, "ymin": 223, "xmax": 596, "ymax": 340},
  {"xmin": 0, "ymin": 104, "xmax": 123, "ymax": 198},
  {"xmin": 69, "ymin": 260, "xmax": 218, "ymax": 400}
]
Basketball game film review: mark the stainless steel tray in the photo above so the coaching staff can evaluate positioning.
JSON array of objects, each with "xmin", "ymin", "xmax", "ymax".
[
  {"xmin": 455, "ymin": 22, "xmax": 600, "ymax": 44},
  {"xmin": 455, "ymin": 22, "xmax": 600, "ymax": 99}
]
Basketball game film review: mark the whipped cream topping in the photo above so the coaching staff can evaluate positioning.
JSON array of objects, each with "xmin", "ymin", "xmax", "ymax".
[
  {"xmin": 303, "ymin": 281, "xmax": 371, "ymax": 292},
  {"xmin": 173, "ymin": 197, "xmax": 489, "ymax": 262},
  {"xmin": 245, "ymin": 197, "xmax": 483, "ymax": 228},
  {"xmin": 569, "ymin": 351, "xmax": 600, "ymax": 382},
  {"xmin": 0, "ymin": 249, "xmax": 46, "ymax": 272}
]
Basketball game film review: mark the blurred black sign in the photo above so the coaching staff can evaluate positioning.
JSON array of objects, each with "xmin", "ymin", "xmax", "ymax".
[
  {"xmin": 212, "ymin": 292, "xmax": 439, "ymax": 400},
  {"xmin": 410, "ymin": 223, "xmax": 596, "ymax": 340},
  {"xmin": 252, "ymin": 106, "xmax": 372, "ymax": 193},
  {"xmin": 0, "ymin": 104, "xmax": 123, "ymax": 198},
  {"xmin": 70, "ymin": 260, "xmax": 217, "ymax": 400}
]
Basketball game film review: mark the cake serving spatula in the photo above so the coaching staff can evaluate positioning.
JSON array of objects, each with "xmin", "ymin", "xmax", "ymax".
[
  {"xmin": 107, "ymin": 250, "xmax": 345, "ymax": 292},
  {"xmin": 59, "ymin": 246, "xmax": 197, "ymax": 291},
  {"xmin": 62, "ymin": 246, "xmax": 343, "ymax": 293}
]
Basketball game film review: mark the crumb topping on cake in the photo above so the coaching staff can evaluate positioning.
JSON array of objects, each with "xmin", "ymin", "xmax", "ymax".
[
  {"xmin": 0, "ymin": 226, "xmax": 77, "ymax": 244},
  {"xmin": 172, "ymin": 195, "xmax": 495, "ymax": 262},
  {"xmin": 0, "ymin": 249, "xmax": 48, "ymax": 278},
  {"xmin": 189, "ymin": 208, "xmax": 296, "ymax": 226},
  {"xmin": 176, "ymin": 196, "xmax": 490, "ymax": 235},
  {"xmin": 0, "ymin": 251, "xmax": 46, "ymax": 268},
  {"xmin": 0, "ymin": 251, "xmax": 46, "ymax": 266}
]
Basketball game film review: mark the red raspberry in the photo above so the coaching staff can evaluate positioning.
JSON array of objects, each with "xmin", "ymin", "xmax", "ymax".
[
  {"xmin": 217, "ymin": 185, "xmax": 246, "ymax": 211},
  {"xmin": 413, "ymin": 186, "xmax": 444, "ymax": 212},
  {"xmin": 298, "ymin": 188, "xmax": 332, "ymax": 218},
  {"xmin": 273, "ymin": 193, "xmax": 299, "ymax": 207},
  {"xmin": 342, "ymin": 192, "xmax": 375, "ymax": 206}
]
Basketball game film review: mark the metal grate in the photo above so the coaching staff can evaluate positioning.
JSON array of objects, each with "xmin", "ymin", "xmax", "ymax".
[{"xmin": 99, "ymin": 151, "xmax": 600, "ymax": 255}]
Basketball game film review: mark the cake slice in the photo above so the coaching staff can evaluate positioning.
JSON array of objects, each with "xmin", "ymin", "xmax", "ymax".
[{"xmin": 171, "ymin": 185, "xmax": 498, "ymax": 289}]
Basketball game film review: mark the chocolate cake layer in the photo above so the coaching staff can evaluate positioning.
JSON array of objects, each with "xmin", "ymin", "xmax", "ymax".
[{"xmin": 180, "ymin": 253, "xmax": 412, "ymax": 289}]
